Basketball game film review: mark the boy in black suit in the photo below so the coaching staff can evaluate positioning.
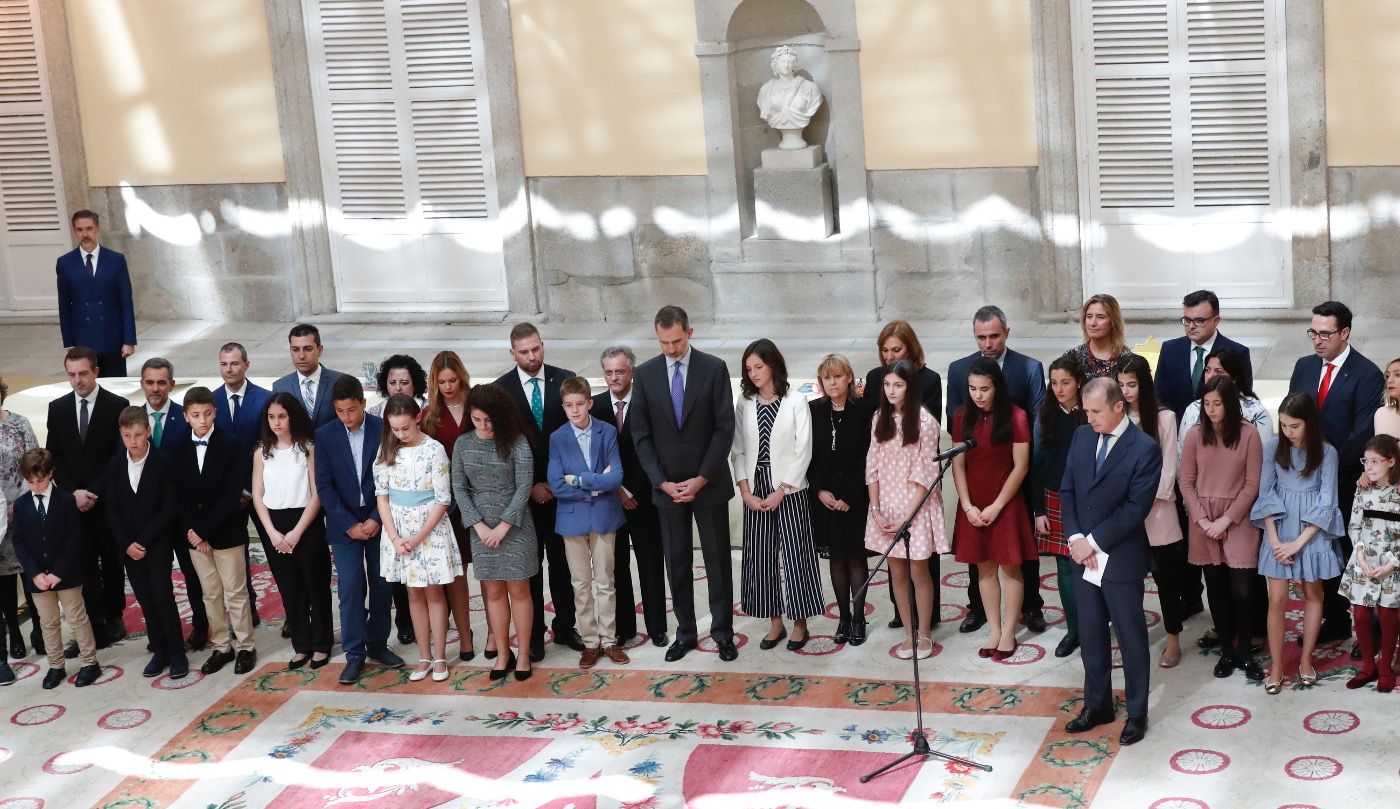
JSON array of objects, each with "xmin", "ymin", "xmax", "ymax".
[
  {"xmin": 11, "ymin": 449, "xmax": 103, "ymax": 688},
  {"xmin": 106, "ymin": 406, "xmax": 189, "ymax": 679},
  {"xmin": 171, "ymin": 387, "xmax": 257, "ymax": 675}
]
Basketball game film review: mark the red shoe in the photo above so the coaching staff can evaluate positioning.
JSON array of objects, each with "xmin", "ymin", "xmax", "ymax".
[
  {"xmin": 978, "ymin": 647, "xmax": 995, "ymax": 659},
  {"xmin": 992, "ymin": 643, "xmax": 1017, "ymax": 661},
  {"xmin": 1378, "ymin": 674, "xmax": 1396, "ymax": 694},
  {"xmin": 1346, "ymin": 668, "xmax": 1378, "ymax": 689}
]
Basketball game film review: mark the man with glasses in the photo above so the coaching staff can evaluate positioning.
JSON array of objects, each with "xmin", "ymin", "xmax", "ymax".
[
  {"xmin": 1154, "ymin": 290, "xmax": 1252, "ymax": 420},
  {"xmin": 1288, "ymin": 301, "xmax": 1384, "ymax": 646}
]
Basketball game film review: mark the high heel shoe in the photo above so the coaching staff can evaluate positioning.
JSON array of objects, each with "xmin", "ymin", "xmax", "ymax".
[
  {"xmin": 833, "ymin": 618, "xmax": 851, "ymax": 645},
  {"xmin": 1298, "ymin": 664, "xmax": 1319, "ymax": 687},
  {"xmin": 408, "ymin": 659, "xmax": 433, "ymax": 682},
  {"xmin": 514, "ymin": 656, "xmax": 533, "ymax": 681},
  {"xmin": 489, "ymin": 651, "xmax": 516, "ymax": 682},
  {"xmin": 848, "ymin": 619, "xmax": 867, "ymax": 647},
  {"xmin": 431, "ymin": 659, "xmax": 450, "ymax": 682},
  {"xmin": 484, "ymin": 647, "xmax": 497, "ymax": 660},
  {"xmin": 459, "ymin": 648, "xmax": 476, "ymax": 662}
]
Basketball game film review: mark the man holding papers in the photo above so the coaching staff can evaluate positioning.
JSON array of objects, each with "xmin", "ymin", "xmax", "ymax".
[{"xmin": 1058, "ymin": 378, "xmax": 1161, "ymax": 746}]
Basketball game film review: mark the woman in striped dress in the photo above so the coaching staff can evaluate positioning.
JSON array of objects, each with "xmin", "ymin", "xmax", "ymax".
[
  {"xmin": 733, "ymin": 339, "xmax": 824, "ymax": 651},
  {"xmin": 1031, "ymin": 356, "xmax": 1087, "ymax": 658}
]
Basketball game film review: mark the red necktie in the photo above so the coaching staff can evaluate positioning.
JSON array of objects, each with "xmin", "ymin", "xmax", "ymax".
[
  {"xmin": 614, "ymin": 399, "xmax": 626, "ymax": 431},
  {"xmin": 1318, "ymin": 362, "xmax": 1336, "ymax": 409}
]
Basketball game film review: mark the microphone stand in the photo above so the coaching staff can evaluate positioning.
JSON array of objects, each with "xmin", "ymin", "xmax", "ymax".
[{"xmin": 855, "ymin": 454, "xmax": 992, "ymax": 782}]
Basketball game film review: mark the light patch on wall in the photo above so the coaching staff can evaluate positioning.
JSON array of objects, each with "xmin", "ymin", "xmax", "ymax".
[
  {"xmin": 854, "ymin": 0, "xmax": 1036, "ymax": 170},
  {"xmin": 510, "ymin": 0, "xmax": 707, "ymax": 176},
  {"xmin": 1325, "ymin": 0, "xmax": 1400, "ymax": 166},
  {"xmin": 66, "ymin": 0, "xmax": 286, "ymax": 186}
]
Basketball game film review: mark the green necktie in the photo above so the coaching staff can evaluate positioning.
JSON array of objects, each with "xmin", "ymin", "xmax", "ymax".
[
  {"xmin": 152, "ymin": 411, "xmax": 165, "ymax": 447},
  {"xmin": 1190, "ymin": 345, "xmax": 1205, "ymax": 393},
  {"xmin": 530, "ymin": 377, "xmax": 544, "ymax": 430}
]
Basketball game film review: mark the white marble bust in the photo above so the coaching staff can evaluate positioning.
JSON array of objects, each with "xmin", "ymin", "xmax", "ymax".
[{"xmin": 757, "ymin": 46, "xmax": 823, "ymax": 150}]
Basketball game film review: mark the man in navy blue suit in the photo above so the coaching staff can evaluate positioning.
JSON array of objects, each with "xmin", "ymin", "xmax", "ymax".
[
  {"xmin": 1059, "ymin": 378, "xmax": 1160, "ymax": 746},
  {"xmin": 272, "ymin": 324, "xmax": 347, "ymax": 429},
  {"xmin": 1154, "ymin": 290, "xmax": 1253, "ymax": 421},
  {"xmin": 56, "ymin": 210, "xmax": 136, "ymax": 378},
  {"xmin": 946, "ymin": 306, "xmax": 1048, "ymax": 635},
  {"xmin": 139, "ymin": 358, "xmax": 191, "ymax": 451},
  {"xmin": 213, "ymin": 341, "xmax": 273, "ymax": 635},
  {"xmin": 316, "ymin": 376, "xmax": 404, "ymax": 684},
  {"xmin": 1288, "ymin": 301, "xmax": 1385, "ymax": 644}
]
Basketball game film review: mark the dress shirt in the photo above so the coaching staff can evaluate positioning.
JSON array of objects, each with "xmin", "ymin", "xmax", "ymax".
[
  {"xmin": 32, "ymin": 482, "xmax": 54, "ymax": 507},
  {"xmin": 1320, "ymin": 345, "xmax": 1352, "ymax": 390},
  {"xmin": 74, "ymin": 389, "xmax": 97, "ymax": 435},
  {"xmin": 1068, "ymin": 413, "xmax": 1131, "ymax": 553},
  {"xmin": 570, "ymin": 418, "xmax": 605, "ymax": 495},
  {"xmin": 669, "ymin": 346, "xmax": 693, "ymax": 388},
  {"xmin": 192, "ymin": 427, "xmax": 215, "ymax": 472},
  {"xmin": 225, "ymin": 380, "xmax": 248, "ymax": 416},
  {"xmin": 145, "ymin": 400, "xmax": 171, "ymax": 432},
  {"xmin": 346, "ymin": 420, "xmax": 367, "ymax": 507},
  {"xmin": 127, "ymin": 449, "xmax": 149, "ymax": 492},
  {"xmin": 610, "ymin": 390, "xmax": 633, "ymax": 424},
  {"xmin": 516, "ymin": 366, "xmax": 545, "ymax": 391},
  {"xmin": 298, "ymin": 366, "xmax": 323, "ymax": 406},
  {"xmin": 83, "ymin": 244, "xmax": 101, "ymax": 274},
  {"xmin": 992, "ymin": 349, "xmax": 1006, "ymax": 370}
]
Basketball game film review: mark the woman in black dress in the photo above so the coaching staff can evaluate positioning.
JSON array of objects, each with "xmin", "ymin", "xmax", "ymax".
[{"xmin": 809, "ymin": 354, "xmax": 874, "ymax": 646}]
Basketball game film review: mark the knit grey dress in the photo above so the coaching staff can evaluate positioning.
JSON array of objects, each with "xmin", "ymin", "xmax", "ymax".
[{"xmin": 450, "ymin": 432, "xmax": 538, "ymax": 581}]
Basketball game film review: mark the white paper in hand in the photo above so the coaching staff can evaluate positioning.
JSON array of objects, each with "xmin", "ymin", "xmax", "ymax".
[{"xmin": 1081, "ymin": 547, "xmax": 1109, "ymax": 587}]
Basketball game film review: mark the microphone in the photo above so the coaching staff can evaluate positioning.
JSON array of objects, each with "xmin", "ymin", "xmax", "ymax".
[{"xmin": 934, "ymin": 438, "xmax": 977, "ymax": 462}]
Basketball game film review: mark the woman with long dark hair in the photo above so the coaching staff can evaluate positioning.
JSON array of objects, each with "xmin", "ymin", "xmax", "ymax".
[
  {"xmin": 1176, "ymin": 347, "xmax": 1273, "ymax": 458},
  {"xmin": 1032, "ymin": 356, "xmax": 1087, "ymax": 657}
]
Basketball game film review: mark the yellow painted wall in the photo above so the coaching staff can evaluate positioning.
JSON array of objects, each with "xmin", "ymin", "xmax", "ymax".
[
  {"xmin": 510, "ymin": 0, "xmax": 708, "ymax": 176},
  {"xmin": 66, "ymin": 0, "xmax": 285, "ymax": 186},
  {"xmin": 855, "ymin": 0, "xmax": 1037, "ymax": 170},
  {"xmin": 1325, "ymin": 1, "xmax": 1400, "ymax": 166}
]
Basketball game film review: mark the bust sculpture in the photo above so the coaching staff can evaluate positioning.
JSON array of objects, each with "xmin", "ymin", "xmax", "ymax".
[{"xmin": 757, "ymin": 46, "xmax": 823, "ymax": 150}]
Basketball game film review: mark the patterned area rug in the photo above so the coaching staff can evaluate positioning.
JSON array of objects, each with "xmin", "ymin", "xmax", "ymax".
[{"xmin": 0, "ymin": 551, "xmax": 1387, "ymax": 809}]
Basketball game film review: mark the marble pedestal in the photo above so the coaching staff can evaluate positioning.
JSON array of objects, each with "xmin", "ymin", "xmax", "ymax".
[{"xmin": 753, "ymin": 162, "xmax": 835, "ymax": 241}]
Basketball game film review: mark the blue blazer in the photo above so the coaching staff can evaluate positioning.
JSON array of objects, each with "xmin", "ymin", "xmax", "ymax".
[
  {"xmin": 1288, "ymin": 349, "xmax": 1385, "ymax": 475},
  {"xmin": 946, "ymin": 348, "xmax": 1045, "ymax": 444},
  {"xmin": 213, "ymin": 383, "xmax": 273, "ymax": 452},
  {"xmin": 11, "ymin": 488, "xmax": 85, "ymax": 593},
  {"xmin": 1155, "ymin": 332, "xmax": 1252, "ymax": 420},
  {"xmin": 314, "ymin": 414, "xmax": 382, "ymax": 544},
  {"xmin": 150, "ymin": 402, "xmax": 191, "ymax": 452},
  {"xmin": 273, "ymin": 367, "xmax": 347, "ymax": 428},
  {"xmin": 56, "ymin": 247, "xmax": 136, "ymax": 354},
  {"xmin": 547, "ymin": 418, "xmax": 625, "ymax": 536},
  {"xmin": 1058, "ymin": 421, "xmax": 1161, "ymax": 582}
]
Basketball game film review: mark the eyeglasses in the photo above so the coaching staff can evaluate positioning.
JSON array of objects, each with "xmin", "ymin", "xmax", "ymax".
[
  {"xmin": 1180, "ymin": 316, "xmax": 1217, "ymax": 327},
  {"xmin": 1361, "ymin": 458, "xmax": 1393, "ymax": 467},
  {"xmin": 1307, "ymin": 329, "xmax": 1342, "ymax": 340}
]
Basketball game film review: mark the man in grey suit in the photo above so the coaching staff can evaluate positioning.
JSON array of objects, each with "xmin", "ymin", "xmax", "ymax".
[
  {"xmin": 629, "ymin": 306, "xmax": 739, "ymax": 662},
  {"xmin": 272, "ymin": 323, "xmax": 347, "ymax": 429}
]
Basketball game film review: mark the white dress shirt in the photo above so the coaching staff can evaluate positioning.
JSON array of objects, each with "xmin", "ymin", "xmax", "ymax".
[
  {"xmin": 145, "ymin": 400, "xmax": 171, "ymax": 433},
  {"xmin": 298, "ymin": 366, "xmax": 323, "ymax": 412},
  {"xmin": 670, "ymin": 346, "xmax": 693, "ymax": 388},
  {"xmin": 127, "ymin": 449, "xmax": 149, "ymax": 492},
  {"xmin": 225, "ymin": 380, "xmax": 248, "ymax": 419},
  {"xmin": 74, "ymin": 390, "xmax": 97, "ymax": 434},
  {"xmin": 192, "ymin": 426, "xmax": 215, "ymax": 472},
  {"xmin": 1067, "ymin": 413, "xmax": 1132, "ymax": 553},
  {"xmin": 1320, "ymin": 345, "xmax": 1352, "ymax": 390},
  {"xmin": 83, "ymin": 244, "xmax": 101, "ymax": 274}
]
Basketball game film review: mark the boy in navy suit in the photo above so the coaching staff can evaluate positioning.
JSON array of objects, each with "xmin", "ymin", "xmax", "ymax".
[
  {"xmin": 11, "ymin": 449, "xmax": 103, "ymax": 688},
  {"xmin": 548, "ymin": 377, "xmax": 628, "ymax": 668},
  {"xmin": 106, "ymin": 406, "xmax": 189, "ymax": 679}
]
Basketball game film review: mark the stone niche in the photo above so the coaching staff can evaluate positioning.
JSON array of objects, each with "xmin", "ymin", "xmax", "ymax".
[{"xmin": 695, "ymin": 0, "xmax": 875, "ymax": 322}]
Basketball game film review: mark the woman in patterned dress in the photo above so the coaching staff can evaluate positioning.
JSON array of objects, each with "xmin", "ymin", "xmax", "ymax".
[
  {"xmin": 1339, "ymin": 434, "xmax": 1400, "ymax": 692},
  {"xmin": 864, "ymin": 360, "xmax": 946, "ymax": 660},
  {"xmin": 374, "ymin": 395, "xmax": 462, "ymax": 684},
  {"xmin": 0, "ymin": 376, "xmax": 38, "ymax": 658},
  {"xmin": 1061, "ymin": 293, "xmax": 1133, "ymax": 380},
  {"xmin": 1032, "ymin": 356, "xmax": 1086, "ymax": 658}
]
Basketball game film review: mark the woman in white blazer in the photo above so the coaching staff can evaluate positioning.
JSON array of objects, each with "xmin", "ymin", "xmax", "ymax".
[{"xmin": 732, "ymin": 339, "xmax": 825, "ymax": 651}]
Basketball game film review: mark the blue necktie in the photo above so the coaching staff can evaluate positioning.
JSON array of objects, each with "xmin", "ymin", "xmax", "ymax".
[
  {"xmin": 670, "ymin": 361, "xmax": 685, "ymax": 427},
  {"xmin": 1095, "ymin": 435, "xmax": 1110, "ymax": 473}
]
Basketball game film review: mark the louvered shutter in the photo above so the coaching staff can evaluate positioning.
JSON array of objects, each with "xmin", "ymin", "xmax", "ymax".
[
  {"xmin": 1073, "ymin": 0, "xmax": 1289, "ymax": 308},
  {"xmin": 0, "ymin": 0, "xmax": 69, "ymax": 311},
  {"xmin": 303, "ymin": 0, "xmax": 506, "ymax": 311}
]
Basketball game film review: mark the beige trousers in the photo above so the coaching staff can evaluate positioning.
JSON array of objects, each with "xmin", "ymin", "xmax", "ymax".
[
  {"xmin": 33, "ymin": 586, "xmax": 98, "ymax": 669},
  {"xmin": 562, "ymin": 532, "xmax": 618, "ymax": 648},
  {"xmin": 190, "ymin": 545, "xmax": 256, "ymax": 653}
]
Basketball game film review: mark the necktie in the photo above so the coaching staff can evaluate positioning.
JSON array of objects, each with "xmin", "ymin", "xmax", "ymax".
[
  {"xmin": 85, "ymin": 252, "xmax": 94, "ymax": 277},
  {"xmin": 1190, "ymin": 345, "xmax": 1205, "ymax": 392},
  {"xmin": 151, "ymin": 412, "xmax": 165, "ymax": 447},
  {"xmin": 670, "ymin": 361, "xmax": 685, "ymax": 427},
  {"xmin": 35, "ymin": 494, "xmax": 45, "ymax": 521},
  {"xmin": 231, "ymin": 393, "xmax": 241, "ymax": 421},
  {"xmin": 614, "ymin": 399, "xmax": 626, "ymax": 432},
  {"xmin": 529, "ymin": 378, "xmax": 543, "ymax": 430},
  {"xmin": 193, "ymin": 439, "xmax": 208, "ymax": 447},
  {"xmin": 303, "ymin": 378, "xmax": 316, "ymax": 415},
  {"xmin": 1318, "ymin": 362, "xmax": 1336, "ymax": 409},
  {"xmin": 78, "ymin": 397, "xmax": 89, "ymax": 442},
  {"xmin": 1095, "ymin": 434, "xmax": 1110, "ymax": 473}
]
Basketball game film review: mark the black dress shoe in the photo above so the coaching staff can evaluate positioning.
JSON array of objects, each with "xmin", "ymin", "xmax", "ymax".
[
  {"xmin": 397, "ymin": 629, "xmax": 415, "ymax": 645},
  {"xmin": 717, "ymin": 640, "xmax": 739, "ymax": 662},
  {"xmin": 616, "ymin": 634, "xmax": 636, "ymax": 648},
  {"xmin": 339, "ymin": 659, "xmax": 365, "ymax": 685},
  {"xmin": 651, "ymin": 632, "xmax": 669, "ymax": 648},
  {"xmin": 142, "ymin": 655, "xmax": 169, "ymax": 678},
  {"xmin": 42, "ymin": 667, "xmax": 66, "ymax": 689},
  {"xmin": 664, "ymin": 640, "xmax": 696, "ymax": 662},
  {"xmin": 833, "ymin": 619, "xmax": 851, "ymax": 644},
  {"xmin": 201, "ymin": 649, "xmax": 235, "ymax": 675},
  {"xmin": 1023, "ymin": 611, "xmax": 1048, "ymax": 634},
  {"xmin": 281, "ymin": 625, "xmax": 293, "ymax": 639},
  {"xmin": 887, "ymin": 615, "xmax": 903, "ymax": 629},
  {"xmin": 1212, "ymin": 655, "xmax": 1236, "ymax": 678},
  {"xmin": 529, "ymin": 638, "xmax": 546, "ymax": 663},
  {"xmin": 1120, "ymin": 716, "xmax": 1148, "ymax": 745},
  {"xmin": 489, "ymin": 652, "xmax": 516, "ymax": 681},
  {"xmin": 759, "ymin": 629, "xmax": 787, "ymax": 650},
  {"xmin": 1064, "ymin": 707, "xmax": 1115, "ymax": 733},
  {"xmin": 959, "ymin": 613, "xmax": 987, "ymax": 634},
  {"xmin": 186, "ymin": 628, "xmax": 209, "ymax": 652},
  {"xmin": 848, "ymin": 619, "xmax": 867, "ymax": 646},
  {"xmin": 371, "ymin": 649, "xmax": 406, "ymax": 668},
  {"xmin": 64, "ymin": 641, "xmax": 79, "ymax": 659},
  {"xmin": 1054, "ymin": 634, "xmax": 1080, "ymax": 658},
  {"xmin": 1240, "ymin": 657, "xmax": 1265, "ymax": 681},
  {"xmin": 0, "ymin": 662, "xmax": 15, "ymax": 685},
  {"xmin": 234, "ymin": 650, "xmax": 257, "ymax": 674},
  {"xmin": 74, "ymin": 664, "xmax": 102, "ymax": 687},
  {"xmin": 8, "ymin": 629, "xmax": 25, "ymax": 659},
  {"xmin": 107, "ymin": 624, "xmax": 127, "ymax": 645},
  {"xmin": 554, "ymin": 628, "xmax": 586, "ymax": 652}
]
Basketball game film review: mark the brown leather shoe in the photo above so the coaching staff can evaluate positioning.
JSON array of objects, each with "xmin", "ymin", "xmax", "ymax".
[
  {"xmin": 603, "ymin": 645, "xmax": 630, "ymax": 665},
  {"xmin": 579, "ymin": 647, "xmax": 601, "ymax": 669}
]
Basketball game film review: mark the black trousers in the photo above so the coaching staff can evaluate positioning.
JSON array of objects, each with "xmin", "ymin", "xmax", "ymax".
[
  {"xmin": 95, "ymin": 352, "xmax": 127, "ymax": 379},
  {"xmin": 1203, "ymin": 564, "xmax": 1256, "ymax": 657},
  {"xmin": 171, "ymin": 539, "xmax": 209, "ymax": 633},
  {"xmin": 1149, "ymin": 539, "xmax": 1189, "ymax": 635},
  {"xmin": 527, "ymin": 498, "xmax": 576, "ymax": 645},
  {"xmin": 78, "ymin": 506, "xmax": 125, "ymax": 636},
  {"xmin": 659, "ymin": 501, "xmax": 733, "ymax": 645},
  {"xmin": 263, "ymin": 507, "xmax": 334, "ymax": 655},
  {"xmin": 392, "ymin": 583, "xmax": 413, "ymax": 634},
  {"xmin": 966, "ymin": 558, "xmax": 1044, "ymax": 617},
  {"xmin": 1173, "ymin": 484, "xmax": 1207, "ymax": 605},
  {"xmin": 123, "ymin": 544, "xmax": 185, "ymax": 658},
  {"xmin": 1321, "ymin": 472, "xmax": 1360, "ymax": 634},
  {"xmin": 613, "ymin": 498, "xmax": 668, "ymax": 640}
]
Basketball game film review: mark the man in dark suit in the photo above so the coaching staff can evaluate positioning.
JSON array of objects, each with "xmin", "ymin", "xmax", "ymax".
[
  {"xmin": 946, "ymin": 305, "xmax": 1048, "ymax": 635},
  {"xmin": 1288, "ymin": 300, "xmax": 1385, "ymax": 644},
  {"xmin": 56, "ymin": 210, "xmax": 135, "ymax": 377},
  {"xmin": 139, "ymin": 358, "xmax": 191, "ymax": 450},
  {"xmin": 493, "ymin": 322, "xmax": 583, "ymax": 659},
  {"xmin": 45, "ymin": 346, "xmax": 128, "ymax": 648},
  {"xmin": 630, "ymin": 305, "xmax": 738, "ymax": 662},
  {"xmin": 105, "ymin": 406, "xmax": 188, "ymax": 679},
  {"xmin": 316, "ymin": 376, "xmax": 405, "ymax": 684},
  {"xmin": 214, "ymin": 340, "xmax": 274, "ymax": 633},
  {"xmin": 272, "ymin": 323, "xmax": 347, "ymax": 429},
  {"xmin": 1059, "ymin": 378, "xmax": 1161, "ymax": 746},
  {"xmin": 1155, "ymin": 290, "xmax": 1253, "ymax": 421},
  {"xmin": 590, "ymin": 345, "xmax": 669, "ymax": 648}
]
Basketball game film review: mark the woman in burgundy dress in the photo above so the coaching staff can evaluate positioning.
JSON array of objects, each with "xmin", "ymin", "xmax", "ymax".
[
  {"xmin": 422, "ymin": 350, "xmax": 477, "ymax": 660},
  {"xmin": 952, "ymin": 358, "xmax": 1036, "ymax": 660}
]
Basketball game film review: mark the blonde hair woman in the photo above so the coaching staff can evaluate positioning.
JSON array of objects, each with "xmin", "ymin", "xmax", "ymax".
[{"xmin": 1063, "ymin": 293, "xmax": 1133, "ymax": 380}]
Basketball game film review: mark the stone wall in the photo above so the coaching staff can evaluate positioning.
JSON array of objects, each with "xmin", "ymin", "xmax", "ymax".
[{"xmin": 1329, "ymin": 166, "xmax": 1400, "ymax": 316}]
